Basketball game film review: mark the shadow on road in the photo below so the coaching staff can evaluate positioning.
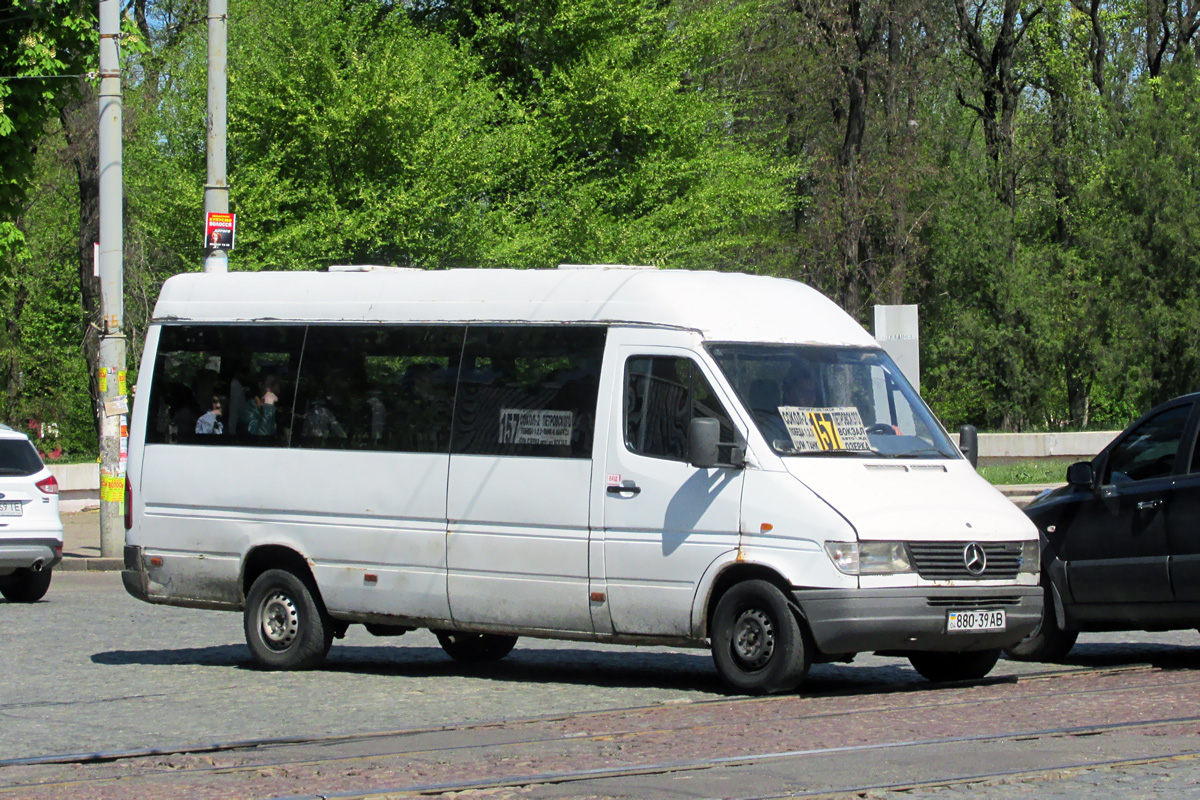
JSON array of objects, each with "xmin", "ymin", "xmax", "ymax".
[
  {"xmin": 89, "ymin": 640, "xmax": 1200, "ymax": 697},
  {"xmin": 1054, "ymin": 642, "xmax": 1200, "ymax": 671},
  {"xmin": 87, "ymin": 642, "xmax": 972, "ymax": 696}
]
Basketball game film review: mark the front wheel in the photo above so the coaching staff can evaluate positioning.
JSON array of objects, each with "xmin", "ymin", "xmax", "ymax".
[
  {"xmin": 0, "ymin": 567, "xmax": 52, "ymax": 603},
  {"xmin": 244, "ymin": 569, "xmax": 333, "ymax": 670},
  {"xmin": 1004, "ymin": 578, "xmax": 1078, "ymax": 662},
  {"xmin": 432, "ymin": 630, "xmax": 518, "ymax": 662},
  {"xmin": 909, "ymin": 648, "xmax": 1001, "ymax": 682},
  {"xmin": 710, "ymin": 579, "xmax": 810, "ymax": 694}
]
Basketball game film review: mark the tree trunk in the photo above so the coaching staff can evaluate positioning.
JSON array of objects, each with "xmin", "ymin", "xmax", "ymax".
[{"xmin": 58, "ymin": 82, "xmax": 103, "ymax": 438}]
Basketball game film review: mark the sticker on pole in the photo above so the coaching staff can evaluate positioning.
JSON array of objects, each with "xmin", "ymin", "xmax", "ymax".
[
  {"xmin": 779, "ymin": 406, "xmax": 871, "ymax": 452},
  {"xmin": 204, "ymin": 212, "xmax": 236, "ymax": 250}
]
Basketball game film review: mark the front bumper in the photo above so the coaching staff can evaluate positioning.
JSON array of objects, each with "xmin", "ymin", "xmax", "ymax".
[
  {"xmin": 0, "ymin": 537, "xmax": 64, "ymax": 572},
  {"xmin": 794, "ymin": 585, "xmax": 1043, "ymax": 655}
]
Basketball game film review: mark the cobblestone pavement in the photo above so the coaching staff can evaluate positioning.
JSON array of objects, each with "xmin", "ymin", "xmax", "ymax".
[
  {"xmin": 869, "ymin": 756, "xmax": 1200, "ymax": 800},
  {"xmin": 4, "ymin": 572, "xmax": 1200, "ymax": 799}
]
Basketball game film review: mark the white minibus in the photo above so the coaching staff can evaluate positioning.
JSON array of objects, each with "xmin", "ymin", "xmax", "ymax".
[{"xmin": 123, "ymin": 266, "xmax": 1041, "ymax": 694}]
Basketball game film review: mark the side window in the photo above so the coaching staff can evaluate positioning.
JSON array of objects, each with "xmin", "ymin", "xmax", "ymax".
[
  {"xmin": 625, "ymin": 356, "xmax": 734, "ymax": 461},
  {"xmin": 1105, "ymin": 403, "xmax": 1193, "ymax": 484},
  {"xmin": 293, "ymin": 326, "xmax": 464, "ymax": 453},
  {"xmin": 451, "ymin": 326, "xmax": 606, "ymax": 458},
  {"xmin": 146, "ymin": 325, "xmax": 304, "ymax": 447}
]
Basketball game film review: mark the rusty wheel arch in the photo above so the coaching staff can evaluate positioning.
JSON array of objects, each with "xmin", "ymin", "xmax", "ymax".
[
  {"xmin": 241, "ymin": 545, "xmax": 318, "ymax": 603},
  {"xmin": 703, "ymin": 563, "xmax": 800, "ymax": 638}
]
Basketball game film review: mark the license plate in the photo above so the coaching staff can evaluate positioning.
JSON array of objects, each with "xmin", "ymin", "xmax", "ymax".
[
  {"xmin": 0, "ymin": 500, "xmax": 22, "ymax": 516},
  {"xmin": 946, "ymin": 609, "xmax": 1005, "ymax": 633}
]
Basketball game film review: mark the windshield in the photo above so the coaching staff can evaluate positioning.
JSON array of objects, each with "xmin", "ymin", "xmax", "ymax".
[{"xmin": 707, "ymin": 343, "xmax": 957, "ymax": 459}]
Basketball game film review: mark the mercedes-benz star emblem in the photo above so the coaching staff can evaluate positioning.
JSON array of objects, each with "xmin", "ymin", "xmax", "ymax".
[{"xmin": 963, "ymin": 542, "xmax": 987, "ymax": 575}]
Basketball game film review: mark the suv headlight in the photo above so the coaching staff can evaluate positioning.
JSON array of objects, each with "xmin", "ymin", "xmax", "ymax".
[
  {"xmin": 824, "ymin": 541, "xmax": 913, "ymax": 575},
  {"xmin": 1019, "ymin": 539, "xmax": 1040, "ymax": 574}
]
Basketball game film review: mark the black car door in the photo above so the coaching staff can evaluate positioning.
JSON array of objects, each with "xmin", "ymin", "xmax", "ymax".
[
  {"xmin": 1166, "ymin": 414, "xmax": 1200, "ymax": 602},
  {"xmin": 1063, "ymin": 401, "xmax": 1193, "ymax": 606}
]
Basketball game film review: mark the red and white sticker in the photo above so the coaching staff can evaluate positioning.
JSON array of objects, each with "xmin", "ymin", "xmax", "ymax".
[{"xmin": 607, "ymin": 473, "xmax": 621, "ymax": 486}]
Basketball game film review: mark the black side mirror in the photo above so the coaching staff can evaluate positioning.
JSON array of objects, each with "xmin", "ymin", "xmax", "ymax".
[
  {"xmin": 959, "ymin": 424, "xmax": 978, "ymax": 469},
  {"xmin": 689, "ymin": 417, "xmax": 720, "ymax": 468},
  {"xmin": 1066, "ymin": 461, "xmax": 1095, "ymax": 489},
  {"xmin": 689, "ymin": 417, "xmax": 744, "ymax": 469}
]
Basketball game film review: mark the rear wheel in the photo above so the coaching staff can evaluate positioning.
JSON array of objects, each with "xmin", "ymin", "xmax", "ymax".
[
  {"xmin": 909, "ymin": 648, "xmax": 1001, "ymax": 682},
  {"xmin": 0, "ymin": 568, "xmax": 52, "ymax": 603},
  {"xmin": 433, "ymin": 630, "xmax": 518, "ymax": 662},
  {"xmin": 710, "ymin": 579, "xmax": 810, "ymax": 694},
  {"xmin": 244, "ymin": 569, "xmax": 333, "ymax": 670},
  {"xmin": 1004, "ymin": 578, "xmax": 1078, "ymax": 662}
]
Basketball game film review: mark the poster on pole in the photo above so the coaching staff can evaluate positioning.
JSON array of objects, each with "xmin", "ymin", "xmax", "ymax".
[{"xmin": 204, "ymin": 212, "xmax": 236, "ymax": 250}]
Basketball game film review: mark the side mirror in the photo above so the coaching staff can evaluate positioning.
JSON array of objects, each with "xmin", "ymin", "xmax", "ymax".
[
  {"xmin": 689, "ymin": 417, "xmax": 720, "ymax": 468},
  {"xmin": 959, "ymin": 424, "xmax": 978, "ymax": 469},
  {"xmin": 1066, "ymin": 461, "xmax": 1095, "ymax": 489}
]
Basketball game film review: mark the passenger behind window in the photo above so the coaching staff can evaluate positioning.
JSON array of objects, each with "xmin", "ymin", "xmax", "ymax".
[
  {"xmin": 302, "ymin": 394, "xmax": 347, "ymax": 441},
  {"xmin": 781, "ymin": 363, "xmax": 820, "ymax": 407},
  {"xmin": 245, "ymin": 374, "xmax": 280, "ymax": 437},
  {"xmin": 399, "ymin": 363, "xmax": 452, "ymax": 451},
  {"xmin": 172, "ymin": 368, "xmax": 218, "ymax": 438},
  {"xmin": 367, "ymin": 388, "xmax": 386, "ymax": 445},
  {"xmin": 195, "ymin": 394, "xmax": 225, "ymax": 434},
  {"xmin": 224, "ymin": 355, "xmax": 253, "ymax": 436}
]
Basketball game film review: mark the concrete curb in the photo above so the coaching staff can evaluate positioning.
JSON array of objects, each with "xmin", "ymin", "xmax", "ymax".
[{"xmin": 57, "ymin": 558, "xmax": 123, "ymax": 572}]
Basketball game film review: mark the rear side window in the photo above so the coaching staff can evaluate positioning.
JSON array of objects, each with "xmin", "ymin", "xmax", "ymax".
[
  {"xmin": 294, "ymin": 326, "xmax": 465, "ymax": 453},
  {"xmin": 146, "ymin": 325, "xmax": 305, "ymax": 447},
  {"xmin": 451, "ymin": 326, "xmax": 606, "ymax": 458},
  {"xmin": 0, "ymin": 439, "xmax": 44, "ymax": 476},
  {"xmin": 624, "ymin": 356, "xmax": 735, "ymax": 461}
]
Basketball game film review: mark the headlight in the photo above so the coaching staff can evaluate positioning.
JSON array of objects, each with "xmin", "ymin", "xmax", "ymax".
[
  {"xmin": 824, "ymin": 541, "xmax": 913, "ymax": 575},
  {"xmin": 1019, "ymin": 539, "xmax": 1040, "ymax": 574}
]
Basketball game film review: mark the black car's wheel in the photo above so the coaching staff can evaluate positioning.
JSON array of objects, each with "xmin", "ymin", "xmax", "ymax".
[
  {"xmin": 710, "ymin": 579, "xmax": 810, "ymax": 695},
  {"xmin": 432, "ymin": 630, "xmax": 518, "ymax": 662},
  {"xmin": 909, "ymin": 648, "xmax": 1001, "ymax": 682},
  {"xmin": 0, "ymin": 567, "xmax": 52, "ymax": 603},
  {"xmin": 244, "ymin": 569, "xmax": 334, "ymax": 670},
  {"xmin": 1003, "ymin": 578, "xmax": 1078, "ymax": 662}
]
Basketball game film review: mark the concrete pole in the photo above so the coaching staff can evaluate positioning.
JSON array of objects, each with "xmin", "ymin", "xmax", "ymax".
[
  {"xmin": 204, "ymin": 0, "xmax": 229, "ymax": 273},
  {"xmin": 98, "ymin": 0, "xmax": 127, "ymax": 558}
]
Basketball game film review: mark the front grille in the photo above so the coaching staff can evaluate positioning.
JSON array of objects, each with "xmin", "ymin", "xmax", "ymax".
[
  {"xmin": 907, "ymin": 541, "xmax": 1022, "ymax": 580},
  {"xmin": 926, "ymin": 595, "xmax": 1023, "ymax": 607}
]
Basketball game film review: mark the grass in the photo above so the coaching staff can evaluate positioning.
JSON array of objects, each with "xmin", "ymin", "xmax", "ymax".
[{"xmin": 978, "ymin": 458, "xmax": 1075, "ymax": 485}]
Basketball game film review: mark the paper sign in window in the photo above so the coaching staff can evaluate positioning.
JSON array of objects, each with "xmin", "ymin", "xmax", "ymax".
[
  {"xmin": 499, "ymin": 409, "xmax": 573, "ymax": 445},
  {"xmin": 779, "ymin": 406, "xmax": 871, "ymax": 452}
]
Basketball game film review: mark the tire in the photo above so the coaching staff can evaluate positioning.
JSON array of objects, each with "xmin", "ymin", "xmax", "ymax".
[
  {"xmin": 432, "ymin": 630, "xmax": 518, "ymax": 662},
  {"xmin": 909, "ymin": 648, "xmax": 1001, "ymax": 682},
  {"xmin": 710, "ymin": 579, "xmax": 810, "ymax": 695},
  {"xmin": 0, "ymin": 568, "xmax": 52, "ymax": 603},
  {"xmin": 1004, "ymin": 578, "xmax": 1078, "ymax": 662},
  {"xmin": 244, "ymin": 568, "xmax": 334, "ymax": 670}
]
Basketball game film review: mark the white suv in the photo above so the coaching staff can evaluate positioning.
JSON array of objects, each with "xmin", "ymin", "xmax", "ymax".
[{"xmin": 0, "ymin": 425, "xmax": 62, "ymax": 602}]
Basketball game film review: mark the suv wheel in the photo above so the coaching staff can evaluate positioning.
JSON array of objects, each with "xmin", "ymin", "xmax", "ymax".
[{"xmin": 0, "ymin": 567, "xmax": 52, "ymax": 603}]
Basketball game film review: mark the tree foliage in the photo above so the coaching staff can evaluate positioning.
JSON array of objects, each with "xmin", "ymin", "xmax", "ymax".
[{"xmin": 3, "ymin": 0, "xmax": 1200, "ymax": 452}]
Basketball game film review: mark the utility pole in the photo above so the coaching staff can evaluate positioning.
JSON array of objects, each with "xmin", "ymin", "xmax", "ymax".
[
  {"xmin": 204, "ymin": 0, "xmax": 229, "ymax": 273},
  {"xmin": 97, "ymin": 0, "xmax": 127, "ymax": 558}
]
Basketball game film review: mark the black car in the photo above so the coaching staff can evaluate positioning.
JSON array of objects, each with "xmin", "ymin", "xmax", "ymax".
[{"xmin": 1005, "ymin": 392, "xmax": 1200, "ymax": 661}]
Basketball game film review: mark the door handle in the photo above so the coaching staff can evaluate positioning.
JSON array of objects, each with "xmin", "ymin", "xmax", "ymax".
[
  {"xmin": 1137, "ymin": 499, "xmax": 1162, "ymax": 511},
  {"xmin": 607, "ymin": 484, "xmax": 641, "ymax": 495}
]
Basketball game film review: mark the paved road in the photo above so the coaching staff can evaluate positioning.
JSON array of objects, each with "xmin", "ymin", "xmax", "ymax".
[{"xmin": 4, "ymin": 572, "xmax": 1200, "ymax": 798}]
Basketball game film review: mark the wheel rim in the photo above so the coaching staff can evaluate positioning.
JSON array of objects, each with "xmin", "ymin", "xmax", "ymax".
[
  {"xmin": 731, "ymin": 608, "xmax": 775, "ymax": 670},
  {"xmin": 259, "ymin": 590, "xmax": 300, "ymax": 651}
]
